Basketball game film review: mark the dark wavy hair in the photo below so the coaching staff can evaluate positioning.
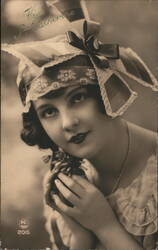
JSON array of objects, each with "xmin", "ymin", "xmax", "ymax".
[{"xmin": 20, "ymin": 84, "xmax": 105, "ymax": 151}]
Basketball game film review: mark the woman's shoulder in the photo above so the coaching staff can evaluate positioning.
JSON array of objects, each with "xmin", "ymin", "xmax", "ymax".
[
  {"xmin": 119, "ymin": 122, "xmax": 157, "ymax": 188},
  {"xmin": 127, "ymin": 121, "xmax": 157, "ymax": 158},
  {"xmin": 109, "ymin": 147, "xmax": 157, "ymax": 202},
  {"xmin": 117, "ymin": 121, "xmax": 157, "ymax": 200},
  {"xmin": 131, "ymin": 122, "xmax": 157, "ymax": 178},
  {"xmin": 107, "ymin": 123, "xmax": 157, "ymax": 236},
  {"xmin": 108, "ymin": 150, "xmax": 157, "ymax": 237}
]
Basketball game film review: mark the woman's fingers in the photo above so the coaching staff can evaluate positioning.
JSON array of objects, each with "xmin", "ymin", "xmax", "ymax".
[
  {"xmin": 58, "ymin": 173, "xmax": 85, "ymax": 197},
  {"xmin": 53, "ymin": 194, "xmax": 75, "ymax": 215},
  {"xmin": 43, "ymin": 171, "xmax": 91, "ymax": 210},
  {"xmin": 54, "ymin": 179, "xmax": 80, "ymax": 205},
  {"xmin": 43, "ymin": 171, "xmax": 54, "ymax": 206},
  {"xmin": 72, "ymin": 175, "xmax": 92, "ymax": 189}
]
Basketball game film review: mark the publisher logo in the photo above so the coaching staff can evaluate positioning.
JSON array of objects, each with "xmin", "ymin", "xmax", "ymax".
[{"xmin": 17, "ymin": 218, "xmax": 30, "ymax": 235}]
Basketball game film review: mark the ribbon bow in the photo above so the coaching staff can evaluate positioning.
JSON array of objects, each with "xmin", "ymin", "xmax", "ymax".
[{"xmin": 67, "ymin": 20, "xmax": 119, "ymax": 68}]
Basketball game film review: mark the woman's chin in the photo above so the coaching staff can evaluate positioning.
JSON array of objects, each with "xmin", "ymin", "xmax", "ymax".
[{"xmin": 67, "ymin": 145, "xmax": 96, "ymax": 160}]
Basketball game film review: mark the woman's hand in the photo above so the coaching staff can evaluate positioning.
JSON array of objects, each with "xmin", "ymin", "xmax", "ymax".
[
  {"xmin": 44, "ymin": 172, "xmax": 143, "ymax": 250},
  {"xmin": 53, "ymin": 173, "xmax": 143, "ymax": 250},
  {"xmin": 52, "ymin": 173, "xmax": 117, "ymax": 234},
  {"xmin": 43, "ymin": 170, "xmax": 96, "ymax": 249},
  {"xmin": 59, "ymin": 212, "xmax": 96, "ymax": 249}
]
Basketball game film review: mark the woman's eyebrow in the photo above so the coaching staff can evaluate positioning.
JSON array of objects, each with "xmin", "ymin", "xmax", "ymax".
[
  {"xmin": 36, "ymin": 104, "xmax": 52, "ymax": 112},
  {"xmin": 66, "ymin": 86, "xmax": 86, "ymax": 98},
  {"xmin": 35, "ymin": 86, "xmax": 85, "ymax": 111}
]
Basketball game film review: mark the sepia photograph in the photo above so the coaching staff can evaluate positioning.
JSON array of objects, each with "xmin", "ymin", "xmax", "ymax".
[{"xmin": 1, "ymin": 0, "xmax": 158, "ymax": 249}]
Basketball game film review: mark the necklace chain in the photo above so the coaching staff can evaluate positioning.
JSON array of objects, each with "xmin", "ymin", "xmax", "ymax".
[{"xmin": 111, "ymin": 121, "xmax": 130, "ymax": 194}]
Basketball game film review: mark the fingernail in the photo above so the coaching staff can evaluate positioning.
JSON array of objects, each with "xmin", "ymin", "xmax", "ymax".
[
  {"xmin": 55, "ymin": 179, "xmax": 59, "ymax": 185},
  {"xmin": 52, "ymin": 194, "xmax": 56, "ymax": 199}
]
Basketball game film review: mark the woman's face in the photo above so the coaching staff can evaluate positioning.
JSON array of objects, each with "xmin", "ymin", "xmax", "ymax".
[{"xmin": 33, "ymin": 85, "xmax": 112, "ymax": 160}]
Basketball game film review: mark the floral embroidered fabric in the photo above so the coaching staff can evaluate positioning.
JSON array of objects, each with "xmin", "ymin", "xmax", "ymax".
[
  {"xmin": 26, "ymin": 66, "xmax": 97, "ymax": 106},
  {"xmin": 107, "ymin": 154, "xmax": 157, "ymax": 235}
]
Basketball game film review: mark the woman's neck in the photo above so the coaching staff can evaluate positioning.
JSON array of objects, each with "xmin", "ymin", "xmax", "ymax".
[
  {"xmin": 88, "ymin": 119, "xmax": 156, "ymax": 194},
  {"xmin": 89, "ymin": 118, "xmax": 129, "ymax": 178}
]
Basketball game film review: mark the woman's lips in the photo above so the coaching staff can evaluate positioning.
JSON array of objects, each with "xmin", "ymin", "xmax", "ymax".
[{"xmin": 68, "ymin": 132, "xmax": 90, "ymax": 144}]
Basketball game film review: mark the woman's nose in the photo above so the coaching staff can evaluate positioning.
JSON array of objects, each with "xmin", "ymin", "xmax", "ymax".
[{"xmin": 62, "ymin": 112, "xmax": 79, "ymax": 132}]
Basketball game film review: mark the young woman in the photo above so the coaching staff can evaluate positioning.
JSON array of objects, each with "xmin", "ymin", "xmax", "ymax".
[{"xmin": 2, "ymin": 20, "xmax": 157, "ymax": 249}]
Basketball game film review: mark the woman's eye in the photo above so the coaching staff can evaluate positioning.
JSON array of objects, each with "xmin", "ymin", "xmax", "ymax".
[
  {"xmin": 71, "ymin": 93, "xmax": 86, "ymax": 104},
  {"xmin": 41, "ymin": 108, "xmax": 57, "ymax": 118}
]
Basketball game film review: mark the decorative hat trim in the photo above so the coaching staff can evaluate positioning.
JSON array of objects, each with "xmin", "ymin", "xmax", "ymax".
[
  {"xmin": 24, "ymin": 65, "xmax": 97, "ymax": 112},
  {"xmin": 40, "ymin": 51, "xmax": 84, "ymax": 70},
  {"xmin": 120, "ymin": 48, "xmax": 158, "ymax": 91}
]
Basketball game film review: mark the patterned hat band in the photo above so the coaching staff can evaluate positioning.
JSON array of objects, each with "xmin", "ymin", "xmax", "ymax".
[
  {"xmin": 23, "ymin": 66, "xmax": 98, "ymax": 108},
  {"xmin": 21, "ymin": 62, "xmax": 138, "ymax": 117}
]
